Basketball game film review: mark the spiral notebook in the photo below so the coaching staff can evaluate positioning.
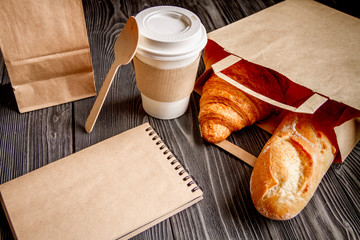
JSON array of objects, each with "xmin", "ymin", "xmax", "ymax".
[{"xmin": 0, "ymin": 123, "xmax": 203, "ymax": 240}]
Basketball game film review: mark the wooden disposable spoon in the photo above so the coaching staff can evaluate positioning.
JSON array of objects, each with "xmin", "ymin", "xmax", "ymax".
[{"xmin": 85, "ymin": 17, "xmax": 139, "ymax": 133}]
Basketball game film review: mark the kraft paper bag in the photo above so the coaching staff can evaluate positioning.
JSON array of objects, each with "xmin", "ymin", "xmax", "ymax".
[
  {"xmin": 0, "ymin": 0, "xmax": 96, "ymax": 113},
  {"xmin": 195, "ymin": 0, "xmax": 360, "ymax": 164}
]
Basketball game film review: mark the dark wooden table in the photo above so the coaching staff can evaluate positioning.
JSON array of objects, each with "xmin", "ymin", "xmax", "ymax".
[{"xmin": 1, "ymin": 0, "xmax": 359, "ymax": 239}]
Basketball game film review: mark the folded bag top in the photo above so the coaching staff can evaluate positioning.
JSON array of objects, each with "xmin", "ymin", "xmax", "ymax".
[
  {"xmin": 207, "ymin": 0, "xmax": 360, "ymax": 111},
  {"xmin": 0, "ymin": 0, "xmax": 96, "ymax": 113}
]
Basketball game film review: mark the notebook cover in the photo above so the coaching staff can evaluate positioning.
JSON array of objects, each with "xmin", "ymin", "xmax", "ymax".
[{"xmin": 0, "ymin": 123, "xmax": 203, "ymax": 240}]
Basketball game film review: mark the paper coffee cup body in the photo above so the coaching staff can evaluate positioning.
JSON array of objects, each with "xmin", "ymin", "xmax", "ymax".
[{"xmin": 134, "ymin": 6, "xmax": 207, "ymax": 119}]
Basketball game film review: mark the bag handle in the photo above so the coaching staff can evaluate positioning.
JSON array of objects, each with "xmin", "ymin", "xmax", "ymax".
[{"xmin": 211, "ymin": 55, "xmax": 328, "ymax": 114}]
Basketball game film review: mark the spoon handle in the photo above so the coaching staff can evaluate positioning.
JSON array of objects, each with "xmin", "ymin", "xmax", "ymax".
[{"xmin": 85, "ymin": 62, "xmax": 120, "ymax": 133}]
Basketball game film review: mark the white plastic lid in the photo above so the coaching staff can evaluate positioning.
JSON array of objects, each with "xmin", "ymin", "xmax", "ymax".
[{"xmin": 135, "ymin": 6, "xmax": 207, "ymax": 61}]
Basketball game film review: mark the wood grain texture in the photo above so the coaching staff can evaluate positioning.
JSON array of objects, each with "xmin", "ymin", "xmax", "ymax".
[{"xmin": 1, "ymin": 0, "xmax": 359, "ymax": 239}]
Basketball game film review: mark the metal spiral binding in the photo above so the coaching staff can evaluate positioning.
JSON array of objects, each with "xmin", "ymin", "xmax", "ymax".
[{"xmin": 145, "ymin": 126, "xmax": 200, "ymax": 193}]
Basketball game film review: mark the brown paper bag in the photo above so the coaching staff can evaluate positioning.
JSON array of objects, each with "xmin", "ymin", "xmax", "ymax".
[
  {"xmin": 196, "ymin": 0, "xmax": 360, "ymax": 164},
  {"xmin": 0, "ymin": 0, "xmax": 96, "ymax": 113}
]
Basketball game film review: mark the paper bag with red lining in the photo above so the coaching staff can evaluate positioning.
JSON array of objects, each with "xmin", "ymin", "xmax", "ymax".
[{"xmin": 195, "ymin": 0, "xmax": 360, "ymax": 164}]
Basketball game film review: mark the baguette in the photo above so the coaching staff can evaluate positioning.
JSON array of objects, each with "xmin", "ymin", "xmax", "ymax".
[{"xmin": 250, "ymin": 105, "xmax": 341, "ymax": 220}]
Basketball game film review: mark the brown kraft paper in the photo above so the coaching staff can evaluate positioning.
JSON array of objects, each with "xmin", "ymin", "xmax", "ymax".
[
  {"xmin": 0, "ymin": 0, "xmax": 96, "ymax": 113},
  {"xmin": 0, "ymin": 123, "xmax": 203, "ymax": 240},
  {"xmin": 133, "ymin": 55, "xmax": 201, "ymax": 102},
  {"xmin": 196, "ymin": 0, "xmax": 360, "ymax": 164}
]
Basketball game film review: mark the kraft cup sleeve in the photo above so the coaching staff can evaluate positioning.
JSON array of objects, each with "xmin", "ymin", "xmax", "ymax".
[{"xmin": 133, "ymin": 55, "xmax": 201, "ymax": 102}]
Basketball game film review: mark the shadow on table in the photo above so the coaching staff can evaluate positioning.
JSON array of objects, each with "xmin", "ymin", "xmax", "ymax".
[
  {"xmin": 74, "ymin": 94, "xmax": 145, "ymax": 134},
  {"xmin": 0, "ymin": 84, "xmax": 18, "ymax": 113},
  {"xmin": 0, "ymin": 203, "xmax": 14, "ymax": 240}
]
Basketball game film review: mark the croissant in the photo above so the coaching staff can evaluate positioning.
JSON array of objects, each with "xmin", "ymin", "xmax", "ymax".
[{"xmin": 199, "ymin": 59, "xmax": 285, "ymax": 143}]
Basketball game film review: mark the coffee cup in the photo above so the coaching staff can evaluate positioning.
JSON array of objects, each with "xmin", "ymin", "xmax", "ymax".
[{"xmin": 134, "ymin": 6, "xmax": 207, "ymax": 119}]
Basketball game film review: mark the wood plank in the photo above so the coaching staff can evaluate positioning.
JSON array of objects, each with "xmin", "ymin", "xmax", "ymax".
[
  {"xmin": 333, "ymin": 144, "xmax": 360, "ymax": 212},
  {"xmin": 0, "ymin": 90, "xmax": 73, "ymax": 240},
  {"xmin": 75, "ymin": 1, "xmax": 175, "ymax": 239},
  {"xmin": 76, "ymin": 0, "xmax": 360, "ymax": 240},
  {"xmin": 0, "ymin": 0, "xmax": 359, "ymax": 239},
  {"xmin": 75, "ymin": 0, "xmax": 145, "ymax": 147}
]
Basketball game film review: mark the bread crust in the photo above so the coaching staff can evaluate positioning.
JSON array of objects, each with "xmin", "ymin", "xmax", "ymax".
[
  {"xmin": 199, "ymin": 59, "xmax": 284, "ymax": 143},
  {"xmin": 250, "ymin": 112, "xmax": 337, "ymax": 220}
]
